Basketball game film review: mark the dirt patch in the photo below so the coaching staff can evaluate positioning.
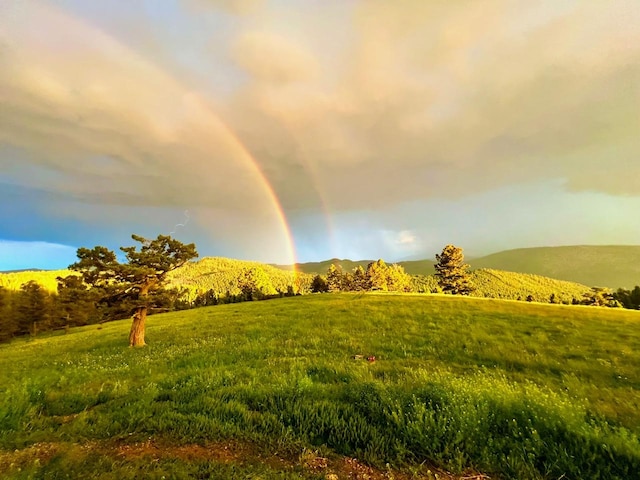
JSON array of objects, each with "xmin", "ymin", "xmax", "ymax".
[{"xmin": 0, "ymin": 438, "xmax": 490, "ymax": 480}]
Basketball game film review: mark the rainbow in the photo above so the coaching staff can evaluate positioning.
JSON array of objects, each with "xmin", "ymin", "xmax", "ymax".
[{"xmin": 21, "ymin": 2, "xmax": 303, "ymax": 271}]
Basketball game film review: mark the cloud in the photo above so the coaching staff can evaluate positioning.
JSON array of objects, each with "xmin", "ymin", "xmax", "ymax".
[
  {"xmin": 218, "ymin": 0, "xmax": 640, "ymax": 211},
  {"xmin": 231, "ymin": 31, "xmax": 319, "ymax": 83},
  {"xmin": 1, "ymin": 0, "xmax": 639, "ymax": 264},
  {"xmin": 0, "ymin": 1, "xmax": 298, "ymax": 256},
  {"xmin": 395, "ymin": 230, "xmax": 417, "ymax": 246},
  {"xmin": 186, "ymin": 0, "xmax": 264, "ymax": 15}
]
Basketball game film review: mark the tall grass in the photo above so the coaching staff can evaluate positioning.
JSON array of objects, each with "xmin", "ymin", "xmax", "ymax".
[{"xmin": 1, "ymin": 294, "xmax": 639, "ymax": 478}]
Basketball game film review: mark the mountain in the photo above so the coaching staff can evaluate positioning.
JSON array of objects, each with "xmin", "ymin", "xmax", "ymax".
[
  {"xmin": 280, "ymin": 246, "xmax": 640, "ymax": 289},
  {"xmin": 274, "ymin": 258, "xmax": 374, "ymax": 275},
  {"xmin": 469, "ymin": 246, "xmax": 640, "ymax": 289},
  {"xmin": 273, "ymin": 258, "xmax": 435, "ymax": 276},
  {"xmin": 397, "ymin": 259, "xmax": 436, "ymax": 275}
]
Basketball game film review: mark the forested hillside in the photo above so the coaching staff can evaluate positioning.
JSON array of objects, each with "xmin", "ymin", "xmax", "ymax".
[
  {"xmin": 470, "ymin": 245, "xmax": 640, "ymax": 289},
  {"xmin": 167, "ymin": 257, "xmax": 314, "ymax": 300},
  {"xmin": 0, "ymin": 258, "xmax": 313, "ymax": 299},
  {"xmin": 275, "ymin": 245, "xmax": 640, "ymax": 288},
  {"xmin": 412, "ymin": 269, "xmax": 592, "ymax": 304},
  {"xmin": 0, "ymin": 270, "xmax": 73, "ymax": 292}
]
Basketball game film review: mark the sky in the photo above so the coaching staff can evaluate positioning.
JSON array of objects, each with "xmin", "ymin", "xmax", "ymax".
[{"xmin": 1, "ymin": 0, "xmax": 639, "ymax": 270}]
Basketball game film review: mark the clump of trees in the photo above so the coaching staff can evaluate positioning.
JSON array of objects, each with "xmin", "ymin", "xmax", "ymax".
[
  {"xmin": 434, "ymin": 245, "xmax": 473, "ymax": 295},
  {"xmin": 312, "ymin": 259, "xmax": 411, "ymax": 293},
  {"xmin": 613, "ymin": 286, "xmax": 640, "ymax": 309}
]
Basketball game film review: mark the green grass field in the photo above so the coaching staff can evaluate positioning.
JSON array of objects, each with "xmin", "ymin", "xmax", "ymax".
[{"xmin": 1, "ymin": 294, "xmax": 639, "ymax": 479}]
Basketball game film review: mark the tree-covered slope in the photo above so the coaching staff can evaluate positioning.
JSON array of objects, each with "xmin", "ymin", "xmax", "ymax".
[
  {"xmin": 0, "ymin": 270, "xmax": 72, "ymax": 293},
  {"xmin": 470, "ymin": 245, "xmax": 640, "ymax": 289},
  {"xmin": 166, "ymin": 257, "xmax": 314, "ymax": 300},
  {"xmin": 412, "ymin": 269, "xmax": 591, "ymax": 303},
  {"xmin": 275, "ymin": 258, "xmax": 436, "ymax": 276}
]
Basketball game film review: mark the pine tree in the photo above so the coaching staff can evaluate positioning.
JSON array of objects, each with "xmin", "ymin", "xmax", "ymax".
[
  {"xmin": 352, "ymin": 266, "xmax": 370, "ymax": 291},
  {"xmin": 434, "ymin": 245, "xmax": 473, "ymax": 295},
  {"xmin": 387, "ymin": 264, "xmax": 411, "ymax": 292},
  {"xmin": 54, "ymin": 275, "xmax": 99, "ymax": 327},
  {"xmin": 310, "ymin": 275, "xmax": 329, "ymax": 293},
  {"xmin": 326, "ymin": 264, "xmax": 344, "ymax": 292},
  {"xmin": 367, "ymin": 259, "xmax": 389, "ymax": 291},
  {"xmin": 70, "ymin": 234, "xmax": 198, "ymax": 347},
  {"xmin": 0, "ymin": 287, "xmax": 14, "ymax": 341},
  {"xmin": 15, "ymin": 281, "xmax": 51, "ymax": 335}
]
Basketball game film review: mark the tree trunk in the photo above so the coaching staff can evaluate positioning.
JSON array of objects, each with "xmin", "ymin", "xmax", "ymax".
[{"xmin": 129, "ymin": 307, "xmax": 147, "ymax": 347}]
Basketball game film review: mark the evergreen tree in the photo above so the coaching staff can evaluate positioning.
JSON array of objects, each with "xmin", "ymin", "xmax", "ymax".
[
  {"xmin": 367, "ymin": 259, "xmax": 389, "ymax": 291},
  {"xmin": 387, "ymin": 264, "xmax": 411, "ymax": 292},
  {"xmin": 352, "ymin": 266, "xmax": 370, "ymax": 291},
  {"xmin": 326, "ymin": 264, "xmax": 344, "ymax": 292},
  {"xmin": 614, "ymin": 286, "xmax": 640, "ymax": 310},
  {"xmin": 0, "ymin": 287, "xmax": 14, "ymax": 341},
  {"xmin": 54, "ymin": 275, "xmax": 99, "ymax": 327},
  {"xmin": 342, "ymin": 271, "xmax": 355, "ymax": 291},
  {"xmin": 15, "ymin": 281, "xmax": 51, "ymax": 335},
  {"xmin": 434, "ymin": 245, "xmax": 473, "ymax": 295},
  {"xmin": 70, "ymin": 234, "xmax": 198, "ymax": 347},
  {"xmin": 310, "ymin": 275, "xmax": 329, "ymax": 293}
]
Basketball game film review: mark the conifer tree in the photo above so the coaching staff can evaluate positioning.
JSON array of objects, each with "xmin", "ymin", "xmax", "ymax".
[
  {"xmin": 367, "ymin": 259, "xmax": 389, "ymax": 291},
  {"xmin": 352, "ymin": 265, "xmax": 370, "ymax": 291},
  {"xmin": 70, "ymin": 234, "xmax": 198, "ymax": 347},
  {"xmin": 310, "ymin": 274, "xmax": 329, "ymax": 293},
  {"xmin": 15, "ymin": 281, "xmax": 51, "ymax": 335},
  {"xmin": 55, "ymin": 275, "xmax": 99, "ymax": 327},
  {"xmin": 434, "ymin": 245, "xmax": 473, "ymax": 295},
  {"xmin": 326, "ymin": 264, "xmax": 344, "ymax": 292},
  {"xmin": 387, "ymin": 264, "xmax": 411, "ymax": 292}
]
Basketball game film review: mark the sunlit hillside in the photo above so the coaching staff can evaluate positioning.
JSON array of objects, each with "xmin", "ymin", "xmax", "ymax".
[
  {"xmin": 274, "ymin": 245, "xmax": 640, "ymax": 289},
  {"xmin": 412, "ymin": 268, "xmax": 591, "ymax": 303},
  {"xmin": 0, "ymin": 270, "xmax": 74, "ymax": 293},
  {"xmin": 1, "ymin": 294, "xmax": 638, "ymax": 479},
  {"xmin": 166, "ymin": 257, "xmax": 315, "ymax": 300},
  {"xmin": 0, "ymin": 260, "xmax": 594, "ymax": 305},
  {"xmin": 470, "ymin": 245, "xmax": 640, "ymax": 289}
]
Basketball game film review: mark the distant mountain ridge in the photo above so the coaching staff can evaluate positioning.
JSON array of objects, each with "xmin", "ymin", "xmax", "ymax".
[
  {"xmin": 469, "ymin": 245, "xmax": 640, "ymax": 289},
  {"xmin": 276, "ymin": 245, "xmax": 640, "ymax": 289}
]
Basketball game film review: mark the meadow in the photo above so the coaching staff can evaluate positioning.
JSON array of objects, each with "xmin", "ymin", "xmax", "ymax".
[{"xmin": 1, "ymin": 294, "xmax": 639, "ymax": 479}]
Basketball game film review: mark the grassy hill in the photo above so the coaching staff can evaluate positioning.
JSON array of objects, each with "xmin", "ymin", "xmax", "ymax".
[
  {"xmin": 470, "ymin": 245, "xmax": 640, "ymax": 289},
  {"xmin": 167, "ymin": 257, "xmax": 314, "ymax": 300},
  {"xmin": 412, "ymin": 268, "xmax": 591, "ymax": 303},
  {"xmin": 0, "ymin": 258, "xmax": 314, "ymax": 298},
  {"xmin": 396, "ymin": 259, "xmax": 436, "ymax": 275},
  {"xmin": 0, "ymin": 269, "xmax": 73, "ymax": 292},
  {"xmin": 1, "ymin": 294, "xmax": 638, "ymax": 479}
]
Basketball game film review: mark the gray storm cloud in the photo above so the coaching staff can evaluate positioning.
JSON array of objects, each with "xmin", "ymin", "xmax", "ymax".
[
  {"xmin": 221, "ymin": 0, "xmax": 640, "ymax": 208},
  {"xmin": 1, "ymin": 0, "xmax": 639, "ymax": 223}
]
